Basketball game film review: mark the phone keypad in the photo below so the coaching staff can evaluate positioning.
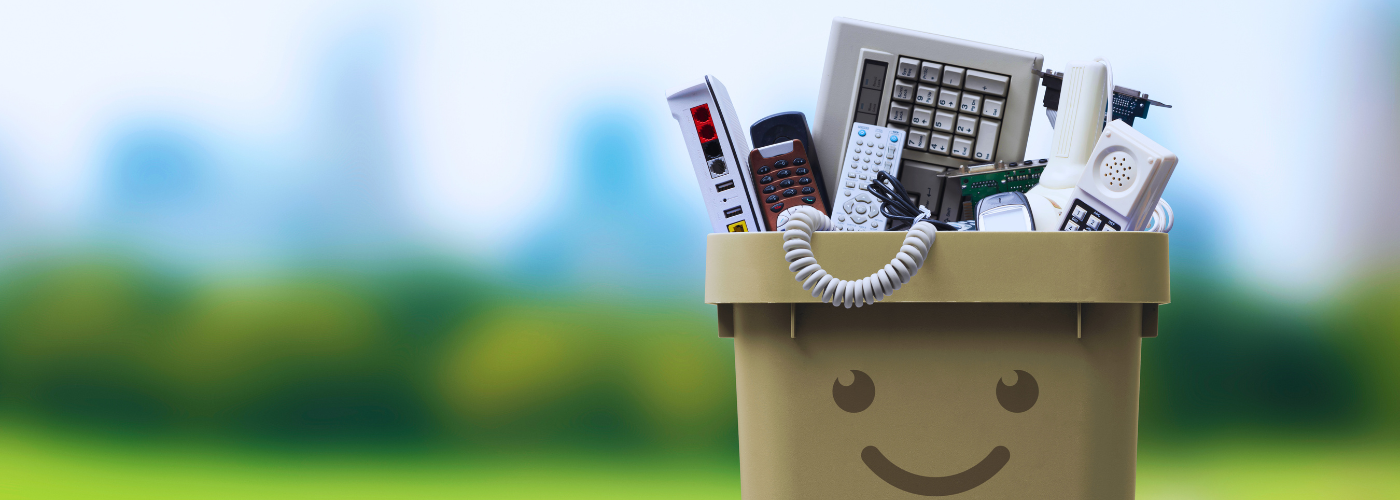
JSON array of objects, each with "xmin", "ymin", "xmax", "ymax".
[
  {"xmin": 748, "ymin": 141, "xmax": 827, "ymax": 231},
  {"xmin": 1061, "ymin": 199, "xmax": 1122, "ymax": 231}
]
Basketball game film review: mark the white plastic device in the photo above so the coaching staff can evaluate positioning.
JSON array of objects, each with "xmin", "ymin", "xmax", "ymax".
[
  {"xmin": 667, "ymin": 75, "xmax": 763, "ymax": 233},
  {"xmin": 1026, "ymin": 60, "xmax": 1110, "ymax": 230},
  {"xmin": 775, "ymin": 206, "xmax": 936, "ymax": 308},
  {"xmin": 812, "ymin": 18, "xmax": 1044, "ymax": 199},
  {"xmin": 1057, "ymin": 120, "xmax": 1177, "ymax": 232},
  {"xmin": 831, "ymin": 123, "xmax": 906, "ymax": 231}
]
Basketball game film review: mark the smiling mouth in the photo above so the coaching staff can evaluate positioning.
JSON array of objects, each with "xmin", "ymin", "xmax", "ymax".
[{"xmin": 862, "ymin": 445, "xmax": 1010, "ymax": 496}]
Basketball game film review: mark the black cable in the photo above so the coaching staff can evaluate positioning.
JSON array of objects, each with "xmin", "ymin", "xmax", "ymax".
[{"xmin": 868, "ymin": 171, "xmax": 962, "ymax": 232}]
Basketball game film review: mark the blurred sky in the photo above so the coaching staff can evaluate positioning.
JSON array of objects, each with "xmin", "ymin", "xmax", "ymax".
[{"xmin": 0, "ymin": 0, "xmax": 1396, "ymax": 298}]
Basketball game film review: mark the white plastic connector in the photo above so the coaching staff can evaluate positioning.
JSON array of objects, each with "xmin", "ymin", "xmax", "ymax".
[{"xmin": 1027, "ymin": 60, "xmax": 1109, "ymax": 230}]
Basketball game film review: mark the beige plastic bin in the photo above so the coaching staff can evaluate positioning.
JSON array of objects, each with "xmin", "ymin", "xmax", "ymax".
[{"xmin": 707, "ymin": 231, "xmax": 1169, "ymax": 499}]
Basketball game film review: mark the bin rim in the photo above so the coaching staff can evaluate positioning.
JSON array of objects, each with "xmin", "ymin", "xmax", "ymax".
[{"xmin": 706, "ymin": 231, "xmax": 1169, "ymax": 305}]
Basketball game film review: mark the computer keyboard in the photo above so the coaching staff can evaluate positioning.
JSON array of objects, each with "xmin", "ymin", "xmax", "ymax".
[
  {"xmin": 882, "ymin": 56, "xmax": 1008, "ymax": 162},
  {"xmin": 813, "ymin": 18, "xmax": 1043, "ymax": 201}
]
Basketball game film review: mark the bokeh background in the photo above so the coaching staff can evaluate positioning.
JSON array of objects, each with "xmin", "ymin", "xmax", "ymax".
[{"xmin": 0, "ymin": 0, "xmax": 1397, "ymax": 498}]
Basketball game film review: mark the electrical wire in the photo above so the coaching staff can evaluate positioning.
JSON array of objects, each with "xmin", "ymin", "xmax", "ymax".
[
  {"xmin": 865, "ymin": 171, "xmax": 961, "ymax": 231},
  {"xmin": 775, "ymin": 206, "xmax": 937, "ymax": 308},
  {"xmin": 1094, "ymin": 57, "xmax": 1114, "ymax": 126}
]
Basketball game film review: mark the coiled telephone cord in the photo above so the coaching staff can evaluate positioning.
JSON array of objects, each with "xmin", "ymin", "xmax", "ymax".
[{"xmin": 775, "ymin": 206, "xmax": 936, "ymax": 308}]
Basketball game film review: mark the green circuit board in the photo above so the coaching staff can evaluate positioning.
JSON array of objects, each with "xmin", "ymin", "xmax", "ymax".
[{"xmin": 946, "ymin": 164, "xmax": 1045, "ymax": 221}]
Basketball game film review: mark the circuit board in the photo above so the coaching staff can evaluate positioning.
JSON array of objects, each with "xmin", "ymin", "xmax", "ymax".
[{"xmin": 938, "ymin": 159, "xmax": 1046, "ymax": 221}]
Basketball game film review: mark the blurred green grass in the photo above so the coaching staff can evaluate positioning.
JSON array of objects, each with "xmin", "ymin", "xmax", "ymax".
[
  {"xmin": 0, "ymin": 253, "xmax": 1397, "ymax": 497},
  {"xmin": 2, "ymin": 419, "xmax": 1396, "ymax": 499}
]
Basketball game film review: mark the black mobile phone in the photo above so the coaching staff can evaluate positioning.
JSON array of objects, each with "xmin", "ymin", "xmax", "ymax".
[
  {"xmin": 975, "ymin": 191, "xmax": 1035, "ymax": 231},
  {"xmin": 750, "ymin": 112, "xmax": 829, "ymax": 210}
]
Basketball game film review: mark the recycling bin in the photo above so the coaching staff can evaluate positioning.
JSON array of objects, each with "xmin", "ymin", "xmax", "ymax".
[{"xmin": 707, "ymin": 231, "xmax": 1169, "ymax": 499}]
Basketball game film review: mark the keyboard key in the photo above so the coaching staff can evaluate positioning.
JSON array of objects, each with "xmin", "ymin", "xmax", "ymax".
[
  {"xmin": 955, "ymin": 114, "xmax": 978, "ymax": 136},
  {"xmin": 897, "ymin": 58, "xmax": 920, "ymax": 79},
  {"xmin": 920, "ymin": 62, "xmax": 943, "ymax": 83},
  {"xmin": 914, "ymin": 84, "xmax": 938, "ymax": 106},
  {"xmin": 951, "ymin": 137, "xmax": 973, "ymax": 158},
  {"xmin": 936, "ymin": 88, "xmax": 960, "ymax": 110},
  {"xmin": 910, "ymin": 107, "xmax": 933, "ymax": 128},
  {"xmin": 973, "ymin": 118, "xmax": 1000, "ymax": 162},
  {"xmin": 941, "ymin": 66, "xmax": 965, "ymax": 87},
  {"xmin": 982, "ymin": 98, "xmax": 1004, "ymax": 118},
  {"xmin": 887, "ymin": 102, "xmax": 910, "ymax": 124},
  {"xmin": 959, "ymin": 93, "xmax": 981, "ymax": 114},
  {"xmin": 963, "ymin": 69, "xmax": 1008, "ymax": 96},
  {"xmin": 927, "ymin": 132, "xmax": 952, "ymax": 155},
  {"xmin": 905, "ymin": 129, "xmax": 928, "ymax": 151},
  {"xmin": 932, "ymin": 110, "xmax": 956, "ymax": 133},
  {"xmin": 892, "ymin": 80, "xmax": 914, "ymax": 102}
]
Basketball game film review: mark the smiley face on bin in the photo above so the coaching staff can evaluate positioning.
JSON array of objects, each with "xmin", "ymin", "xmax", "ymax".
[{"xmin": 832, "ymin": 369, "xmax": 1039, "ymax": 496}]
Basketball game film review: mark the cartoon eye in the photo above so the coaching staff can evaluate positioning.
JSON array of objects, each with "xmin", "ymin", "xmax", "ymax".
[
  {"xmin": 996, "ymin": 370, "xmax": 1038, "ymax": 413},
  {"xmin": 833, "ymin": 370, "xmax": 875, "ymax": 413}
]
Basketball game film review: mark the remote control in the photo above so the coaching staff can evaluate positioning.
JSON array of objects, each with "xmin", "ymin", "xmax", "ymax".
[
  {"xmin": 747, "ymin": 139, "xmax": 827, "ymax": 230},
  {"xmin": 750, "ymin": 112, "xmax": 830, "ymax": 209},
  {"xmin": 832, "ymin": 123, "xmax": 905, "ymax": 231}
]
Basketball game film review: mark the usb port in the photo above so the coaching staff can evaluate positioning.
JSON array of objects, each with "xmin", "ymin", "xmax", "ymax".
[
  {"xmin": 715, "ymin": 180, "xmax": 735, "ymax": 192},
  {"xmin": 723, "ymin": 206, "xmax": 743, "ymax": 218}
]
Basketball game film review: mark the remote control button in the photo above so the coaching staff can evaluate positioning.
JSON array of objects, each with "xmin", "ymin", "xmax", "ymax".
[
  {"xmin": 763, "ymin": 185, "xmax": 777, "ymax": 194},
  {"xmin": 853, "ymin": 215, "xmax": 867, "ymax": 224},
  {"xmin": 793, "ymin": 158, "xmax": 806, "ymax": 166},
  {"xmin": 890, "ymin": 134, "xmax": 898, "ymax": 143},
  {"xmin": 801, "ymin": 186, "xmax": 814, "ymax": 194},
  {"xmin": 760, "ymin": 175, "xmax": 774, "ymax": 184},
  {"xmin": 856, "ymin": 194, "xmax": 872, "ymax": 203},
  {"xmin": 802, "ymin": 197, "xmax": 816, "ymax": 205},
  {"xmin": 856, "ymin": 139, "xmax": 864, "ymax": 146},
  {"xmin": 871, "ymin": 221, "xmax": 880, "ymax": 228},
  {"xmin": 837, "ymin": 214, "xmax": 847, "ymax": 222},
  {"xmin": 766, "ymin": 194, "xmax": 780, "ymax": 203},
  {"xmin": 874, "ymin": 132, "xmax": 882, "ymax": 138},
  {"xmin": 865, "ymin": 148, "xmax": 873, "ymax": 155},
  {"xmin": 843, "ymin": 189, "xmax": 852, "ymax": 196},
  {"xmin": 795, "ymin": 167, "xmax": 808, "ymax": 175},
  {"xmin": 861, "ymin": 165, "xmax": 869, "ymax": 170},
  {"xmin": 757, "ymin": 165, "xmax": 771, "ymax": 174},
  {"xmin": 855, "ymin": 204, "xmax": 867, "ymax": 214},
  {"xmin": 843, "ymin": 200, "xmax": 855, "ymax": 212},
  {"xmin": 776, "ymin": 169, "xmax": 792, "ymax": 178},
  {"xmin": 798, "ymin": 177, "xmax": 812, "ymax": 185},
  {"xmin": 847, "ymin": 172, "xmax": 856, "ymax": 178},
  {"xmin": 845, "ymin": 180, "xmax": 855, "ymax": 188},
  {"xmin": 779, "ymin": 179, "xmax": 794, "ymax": 188},
  {"xmin": 782, "ymin": 188, "xmax": 797, "ymax": 197},
  {"xmin": 858, "ymin": 129, "xmax": 866, "ymax": 137},
  {"xmin": 858, "ymin": 174, "xmax": 868, "ymax": 180},
  {"xmin": 770, "ymin": 203, "xmax": 785, "ymax": 213},
  {"xmin": 775, "ymin": 160, "xmax": 788, "ymax": 167}
]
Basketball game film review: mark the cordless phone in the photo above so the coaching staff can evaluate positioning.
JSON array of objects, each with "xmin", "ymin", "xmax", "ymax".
[
  {"xmin": 750, "ymin": 112, "xmax": 830, "ymax": 210},
  {"xmin": 747, "ymin": 140, "xmax": 827, "ymax": 230}
]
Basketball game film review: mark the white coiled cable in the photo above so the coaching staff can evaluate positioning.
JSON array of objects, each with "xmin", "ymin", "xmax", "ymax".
[{"xmin": 775, "ymin": 206, "xmax": 937, "ymax": 308}]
